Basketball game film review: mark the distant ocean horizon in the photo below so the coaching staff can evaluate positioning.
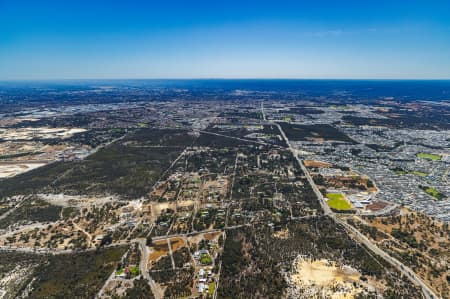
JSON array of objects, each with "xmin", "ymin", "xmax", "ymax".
[{"xmin": 1, "ymin": 79, "xmax": 450, "ymax": 101}]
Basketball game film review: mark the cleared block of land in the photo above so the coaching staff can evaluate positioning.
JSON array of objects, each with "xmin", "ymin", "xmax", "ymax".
[
  {"xmin": 304, "ymin": 160, "xmax": 332, "ymax": 168},
  {"xmin": 149, "ymin": 240, "xmax": 170, "ymax": 264}
]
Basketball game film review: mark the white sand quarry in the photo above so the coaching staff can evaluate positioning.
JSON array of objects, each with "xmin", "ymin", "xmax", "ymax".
[
  {"xmin": 0, "ymin": 163, "xmax": 45, "ymax": 178},
  {"xmin": 0, "ymin": 127, "xmax": 86, "ymax": 141},
  {"xmin": 287, "ymin": 256, "xmax": 364, "ymax": 299}
]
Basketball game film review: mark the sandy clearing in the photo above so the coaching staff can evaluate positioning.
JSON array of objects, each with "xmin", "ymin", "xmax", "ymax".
[
  {"xmin": 0, "ymin": 163, "xmax": 46, "ymax": 178},
  {"xmin": 291, "ymin": 258, "xmax": 360, "ymax": 286}
]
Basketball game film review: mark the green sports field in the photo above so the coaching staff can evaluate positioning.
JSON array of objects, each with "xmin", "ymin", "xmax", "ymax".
[{"xmin": 326, "ymin": 193, "xmax": 352, "ymax": 211}]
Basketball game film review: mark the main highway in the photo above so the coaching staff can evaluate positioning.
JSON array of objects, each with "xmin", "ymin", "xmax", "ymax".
[{"xmin": 269, "ymin": 107, "xmax": 439, "ymax": 299}]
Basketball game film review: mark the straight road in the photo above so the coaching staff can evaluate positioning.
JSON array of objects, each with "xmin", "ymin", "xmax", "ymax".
[
  {"xmin": 268, "ymin": 108, "xmax": 439, "ymax": 299},
  {"xmin": 138, "ymin": 239, "xmax": 164, "ymax": 299}
]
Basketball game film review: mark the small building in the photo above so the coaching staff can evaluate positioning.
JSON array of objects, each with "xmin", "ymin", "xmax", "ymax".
[{"xmin": 198, "ymin": 283, "xmax": 206, "ymax": 293}]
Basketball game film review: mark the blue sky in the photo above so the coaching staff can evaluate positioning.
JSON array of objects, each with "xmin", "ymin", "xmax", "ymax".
[{"xmin": 1, "ymin": 0, "xmax": 450, "ymax": 79}]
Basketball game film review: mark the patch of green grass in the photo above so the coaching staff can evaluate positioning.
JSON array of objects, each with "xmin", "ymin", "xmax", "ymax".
[
  {"xmin": 208, "ymin": 282, "xmax": 216, "ymax": 295},
  {"xmin": 424, "ymin": 187, "xmax": 440, "ymax": 199},
  {"xmin": 129, "ymin": 265, "xmax": 140, "ymax": 277},
  {"xmin": 326, "ymin": 193, "xmax": 345, "ymax": 201},
  {"xmin": 326, "ymin": 194, "xmax": 352, "ymax": 211},
  {"xmin": 419, "ymin": 185, "xmax": 446, "ymax": 200},
  {"xmin": 200, "ymin": 253, "xmax": 212, "ymax": 265},
  {"xmin": 416, "ymin": 153, "xmax": 441, "ymax": 161},
  {"xmin": 395, "ymin": 170, "xmax": 407, "ymax": 175},
  {"xmin": 411, "ymin": 171, "xmax": 428, "ymax": 177}
]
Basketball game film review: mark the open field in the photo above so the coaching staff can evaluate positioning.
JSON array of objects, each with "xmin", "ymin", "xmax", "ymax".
[
  {"xmin": 290, "ymin": 257, "xmax": 361, "ymax": 288},
  {"xmin": 0, "ymin": 162, "xmax": 46, "ymax": 178},
  {"xmin": 148, "ymin": 240, "xmax": 170, "ymax": 265},
  {"xmin": 169, "ymin": 237, "xmax": 185, "ymax": 252}
]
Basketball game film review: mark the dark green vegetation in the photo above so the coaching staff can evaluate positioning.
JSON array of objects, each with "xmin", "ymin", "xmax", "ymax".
[
  {"xmin": 0, "ymin": 247, "xmax": 126, "ymax": 299},
  {"xmin": 0, "ymin": 129, "xmax": 195, "ymax": 198},
  {"xmin": 195, "ymin": 131, "xmax": 253, "ymax": 148},
  {"xmin": 205, "ymin": 124, "xmax": 287, "ymax": 147},
  {"xmin": 288, "ymin": 107, "xmax": 325, "ymax": 115},
  {"xmin": 342, "ymin": 108, "xmax": 450, "ymax": 130},
  {"xmin": 193, "ymin": 208, "xmax": 225, "ymax": 231},
  {"xmin": 219, "ymin": 111, "xmax": 263, "ymax": 119},
  {"xmin": 121, "ymin": 278, "xmax": 154, "ymax": 299},
  {"xmin": 278, "ymin": 123, "xmax": 355, "ymax": 143},
  {"xmin": 0, "ymin": 198, "xmax": 61, "ymax": 229},
  {"xmin": 0, "ymin": 251, "xmax": 44, "ymax": 276},
  {"xmin": 0, "ymin": 251, "xmax": 45, "ymax": 298},
  {"xmin": 173, "ymin": 247, "xmax": 191, "ymax": 268},
  {"xmin": 217, "ymin": 218, "xmax": 421, "ymax": 299},
  {"xmin": 28, "ymin": 247, "xmax": 127, "ymax": 299},
  {"xmin": 61, "ymin": 206, "xmax": 80, "ymax": 219},
  {"xmin": 184, "ymin": 147, "xmax": 236, "ymax": 175},
  {"xmin": 152, "ymin": 268, "xmax": 194, "ymax": 298}
]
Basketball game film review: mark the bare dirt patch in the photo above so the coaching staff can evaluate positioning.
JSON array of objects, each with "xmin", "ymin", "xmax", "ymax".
[
  {"xmin": 304, "ymin": 160, "xmax": 332, "ymax": 168},
  {"xmin": 148, "ymin": 240, "xmax": 170, "ymax": 265},
  {"xmin": 286, "ymin": 256, "xmax": 365, "ymax": 299}
]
